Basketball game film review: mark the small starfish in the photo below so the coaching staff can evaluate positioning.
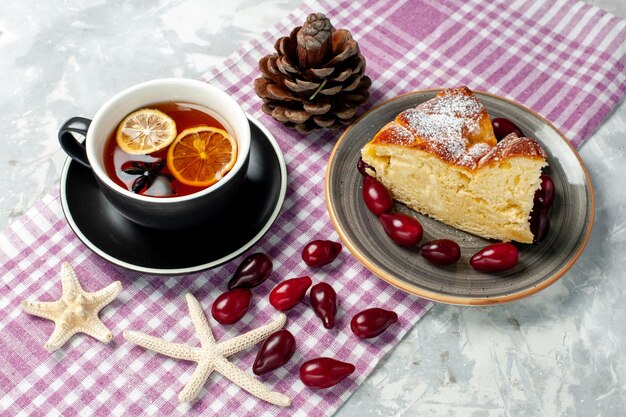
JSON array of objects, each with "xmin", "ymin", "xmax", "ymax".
[
  {"xmin": 124, "ymin": 293, "xmax": 291, "ymax": 406},
  {"xmin": 21, "ymin": 262, "xmax": 122, "ymax": 352}
]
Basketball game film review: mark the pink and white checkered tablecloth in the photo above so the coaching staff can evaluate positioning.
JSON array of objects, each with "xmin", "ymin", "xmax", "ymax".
[{"xmin": 1, "ymin": 0, "xmax": 625, "ymax": 416}]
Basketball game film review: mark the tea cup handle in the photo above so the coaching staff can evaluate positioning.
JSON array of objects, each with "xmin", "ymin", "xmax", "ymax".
[{"xmin": 58, "ymin": 117, "xmax": 92, "ymax": 168}]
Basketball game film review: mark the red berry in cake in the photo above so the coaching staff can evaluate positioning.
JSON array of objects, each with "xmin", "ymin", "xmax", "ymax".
[
  {"xmin": 211, "ymin": 288, "xmax": 252, "ymax": 324},
  {"xmin": 492, "ymin": 117, "xmax": 524, "ymax": 141},
  {"xmin": 227, "ymin": 252, "xmax": 273, "ymax": 290},
  {"xmin": 310, "ymin": 282, "xmax": 337, "ymax": 329},
  {"xmin": 420, "ymin": 239, "xmax": 461, "ymax": 265},
  {"xmin": 350, "ymin": 308, "xmax": 398, "ymax": 339},
  {"xmin": 362, "ymin": 175, "xmax": 393, "ymax": 215},
  {"xmin": 533, "ymin": 174, "xmax": 555, "ymax": 209},
  {"xmin": 470, "ymin": 242, "xmax": 518, "ymax": 272},
  {"xmin": 302, "ymin": 240, "xmax": 342, "ymax": 267},
  {"xmin": 252, "ymin": 329, "xmax": 296, "ymax": 375},
  {"xmin": 379, "ymin": 213, "xmax": 423, "ymax": 246},
  {"xmin": 300, "ymin": 357, "xmax": 355, "ymax": 388},
  {"xmin": 357, "ymin": 157, "xmax": 374, "ymax": 176},
  {"xmin": 530, "ymin": 209, "xmax": 550, "ymax": 244},
  {"xmin": 269, "ymin": 276, "xmax": 312, "ymax": 311}
]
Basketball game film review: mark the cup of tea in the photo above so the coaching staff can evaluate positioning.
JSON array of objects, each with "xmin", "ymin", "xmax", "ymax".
[{"xmin": 58, "ymin": 78, "xmax": 251, "ymax": 230}]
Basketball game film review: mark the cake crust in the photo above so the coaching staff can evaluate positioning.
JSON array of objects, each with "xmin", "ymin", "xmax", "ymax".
[
  {"xmin": 478, "ymin": 133, "xmax": 547, "ymax": 168},
  {"xmin": 370, "ymin": 86, "xmax": 500, "ymax": 169}
]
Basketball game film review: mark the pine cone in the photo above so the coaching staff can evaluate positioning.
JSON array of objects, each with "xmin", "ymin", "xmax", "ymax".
[{"xmin": 254, "ymin": 13, "xmax": 372, "ymax": 134}]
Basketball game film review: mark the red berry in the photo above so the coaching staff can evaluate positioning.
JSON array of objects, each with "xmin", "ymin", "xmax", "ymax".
[
  {"xmin": 269, "ymin": 276, "xmax": 312, "ymax": 311},
  {"xmin": 357, "ymin": 157, "xmax": 374, "ymax": 176},
  {"xmin": 227, "ymin": 253, "xmax": 273, "ymax": 290},
  {"xmin": 492, "ymin": 117, "xmax": 524, "ymax": 141},
  {"xmin": 310, "ymin": 283, "xmax": 337, "ymax": 329},
  {"xmin": 470, "ymin": 243, "xmax": 518, "ymax": 272},
  {"xmin": 300, "ymin": 357, "xmax": 355, "ymax": 388},
  {"xmin": 379, "ymin": 213, "xmax": 423, "ymax": 246},
  {"xmin": 211, "ymin": 289, "xmax": 252, "ymax": 324},
  {"xmin": 362, "ymin": 175, "xmax": 393, "ymax": 215},
  {"xmin": 302, "ymin": 240, "xmax": 342, "ymax": 267},
  {"xmin": 252, "ymin": 330, "xmax": 296, "ymax": 375},
  {"xmin": 533, "ymin": 174, "xmax": 555, "ymax": 209},
  {"xmin": 350, "ymin": 308, "xmax": 398, "ymax": 339},
  {"xmin": 420, "ymin": 239, "xmax": 461, "ymax": 265},
  {"xmin": 530, "ymin": 209, "xmax": 550, "ymax": 244}
]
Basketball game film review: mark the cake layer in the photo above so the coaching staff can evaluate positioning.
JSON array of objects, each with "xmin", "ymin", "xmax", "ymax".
[{"xmin": 362, "ymin": 137, "xmax": 546, "ymax": 242}]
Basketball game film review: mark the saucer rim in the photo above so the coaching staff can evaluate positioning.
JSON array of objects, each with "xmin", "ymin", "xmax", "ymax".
[{"xmin": 59, "ymin": 114, "xmax": 287, "ymax": 275}]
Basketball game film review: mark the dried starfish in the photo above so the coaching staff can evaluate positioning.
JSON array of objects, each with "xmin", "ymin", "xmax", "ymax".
[
  {"xmin": 124, "ymin": 293, "xmax": 291, "ymax": 406},
  {"xmin": 21, "ymin": 262, "xmax": 122, "ymax": 352}
]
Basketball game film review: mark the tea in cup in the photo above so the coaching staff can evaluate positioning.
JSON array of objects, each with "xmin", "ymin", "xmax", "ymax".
[{"xmin": 58, "ymin": 78, "xmax": 251, "ymax": 230}]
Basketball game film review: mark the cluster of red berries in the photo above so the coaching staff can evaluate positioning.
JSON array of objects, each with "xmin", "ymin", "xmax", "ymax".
[
  {"xmin": 359, "ymin": 159, "xmax": 520, "ymax": 272},
  {"xmin": 210, "ymin": 243, "xmax": 398, "ymax": 389}
]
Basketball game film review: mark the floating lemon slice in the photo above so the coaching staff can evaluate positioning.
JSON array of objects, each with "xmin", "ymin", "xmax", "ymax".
[
  {"xmin": 116, "ymin": 108, "xmax": 177, "ymax": 154},
  {"xmin": 167, "ymin": 126, "xmax": 237, "ymax": 187}
]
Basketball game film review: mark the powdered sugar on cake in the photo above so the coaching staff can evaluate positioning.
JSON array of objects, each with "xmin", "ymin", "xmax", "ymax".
[
  {"xmin": 370, "ymin": 86, "xmax": 503, "ymax": 168},
  {"xmin": 381, "ymin": 123, "xmax": 415, "ymax": 146},
  {"xmin": 400, "ymin": 109, "xmax": 469, "ymax": 161},
  {"xmin": 400, "ymin": 88, "xmax": 487, "ymax": 166},
  {"xmin": 417, "ymin": 90, "xmax": 482, "ymax": 121},
  {"xmin": 467, "ymin": 142, "xmax": 492, "ymax": 159}
]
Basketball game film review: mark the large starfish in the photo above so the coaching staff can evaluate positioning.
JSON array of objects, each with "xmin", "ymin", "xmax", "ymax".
[
  {"xmin": 124, "ymin": 293, "xmax": 291, "ymax": 406},
  {"xmin": 21, "ymin": 262, "xmax": 123, "ymax": 352}
]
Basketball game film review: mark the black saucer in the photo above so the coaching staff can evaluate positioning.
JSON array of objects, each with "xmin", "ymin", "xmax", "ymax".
[{"xmin": 60, "ymin": 116, "xmax": 287, "ymax": 275}]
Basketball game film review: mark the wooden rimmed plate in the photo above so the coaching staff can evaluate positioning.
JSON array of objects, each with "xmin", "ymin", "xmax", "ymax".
[{"xmin": 325, "ymin": 89, "xmax": 594, "ymax": 305}]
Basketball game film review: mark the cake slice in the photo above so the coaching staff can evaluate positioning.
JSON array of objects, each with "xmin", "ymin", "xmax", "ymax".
[{"xmin": 361, "ymin": 86, "xmax": 547, "ymax": 243}]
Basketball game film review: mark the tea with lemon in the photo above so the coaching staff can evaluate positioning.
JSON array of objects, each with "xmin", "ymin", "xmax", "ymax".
[{"xmin": 103, "ymin": 102, "xmax": 238, "ymax": 197}]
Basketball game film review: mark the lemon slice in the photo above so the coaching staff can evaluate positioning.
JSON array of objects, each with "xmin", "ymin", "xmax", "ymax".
[
  {"xmin": 167, "ymin": 125, "xmax": 237, "ymax": 187},
  {"xmin": 116, "ymin": 108, "xmax": 177, "ymax": 154}
]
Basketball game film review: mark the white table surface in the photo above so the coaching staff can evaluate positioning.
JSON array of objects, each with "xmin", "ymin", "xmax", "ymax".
[{"xmin": 1, "ymin": 1, "xmax": 624, "ymax": 416}]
